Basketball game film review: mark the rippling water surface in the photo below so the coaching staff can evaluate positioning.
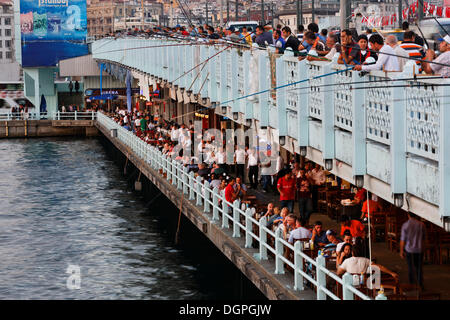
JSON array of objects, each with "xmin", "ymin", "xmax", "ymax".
[{"xmin": 0, "ymin": 138, "xmax": 264, "ymax": 300}]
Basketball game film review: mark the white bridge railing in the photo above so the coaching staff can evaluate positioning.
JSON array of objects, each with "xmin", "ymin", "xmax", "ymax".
[{"xmin": 97, "ymin": 111, "xmax": 376, "ymax": 301}]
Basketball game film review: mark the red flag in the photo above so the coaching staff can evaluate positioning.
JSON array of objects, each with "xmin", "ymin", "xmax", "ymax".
[
  {"xmin": 430, "ymin": 5, "xmax": 436, "ymax": 15},
  {"xmin": 423, "ymin": 2, "xmax": 429, "ymax": 14},
  {"xmin": 402, "ymin": 8, "xmax": 409, "ymax": 19},
  {"xmin": 436, "ymin": 6, "xmax": 443, "ymax": 17},
  {"xmin": 446, "ymin": 7, "xmax": 450, "ymax": 18}
]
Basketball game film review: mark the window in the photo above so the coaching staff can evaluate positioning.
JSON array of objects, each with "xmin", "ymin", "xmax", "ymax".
[
  {"xmin": 5, "ymin": 29, "xmax": 11, "ymax": 37},
  {"xmin": 0, "ymin": 29, "xmax": 2, "ymax": 36},
  {"xmin": 6, "ymin": 51, "xmax": 12, "ymax": 59},
  {"xmin": 0, "ymin": 52, "xmax": 2, "ymax": 59},
  {"xmin": 6, "ymin": 40, "xmax": 11, "ymax": 47},
  {"xmin": 5, "ymin": 17, "xmax": 11, "ymax": 25},
  {"xmin": 0, "ymin": 40, "xmax": 2, "ymax": 47}
]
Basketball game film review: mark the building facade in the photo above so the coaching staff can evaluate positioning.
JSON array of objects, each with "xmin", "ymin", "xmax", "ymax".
[{"xmin": 0, "ymin": 0, "xmax": 21, "ymax": 81}]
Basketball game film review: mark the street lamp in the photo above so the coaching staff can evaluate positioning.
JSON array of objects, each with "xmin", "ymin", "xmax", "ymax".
[
  {"xmin": 300, "ymin": 146, "xmax": 307, "ymax": 156},
  {"xmin": 394, "ymin": 193, "xmax": 404, "ymax": 208},
  {"xmin": 354, "ymin": 175, "xmax": 364, "ymax": 188},
  {"xmin": 324, "ymin": 159, "xmax": 333, "ymax": 171}
]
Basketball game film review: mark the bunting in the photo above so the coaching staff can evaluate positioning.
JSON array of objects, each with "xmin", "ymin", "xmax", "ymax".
[{"xmin": 361, "ymin": 1, "xmax": 450, "ymax": 27}]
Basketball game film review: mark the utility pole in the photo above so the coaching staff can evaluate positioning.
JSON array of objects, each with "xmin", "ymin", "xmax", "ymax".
[
  {"xmin": 271, "ymin": 2, "xmax": 274, "ymax": 28},
  {"xmin": 141, "ymin": 0, "xmax": 144, "ymax": 30},
  {"xmin": 261, "ymin": 0, "xmax": 264, "ymax": 25},
  {"xmin": 170, "ymin": 0, "xmax": 174, "ymax": 27},
  {"xmin": 398, "ymin": 0, "xmax": 402, "ymax": 28},
  {"xmin": 340, "ymin": 0, "xmax": 349, "ymax": 30},
  {"xmin": 235, "ymin": 0, "xmax": 238, "ymax": 21},
  {"xmin": 227, "ymin": 0, "xmax": 230, "ymax": 23},
  {"xmin": 418, "ymin": 0, "xmax": 424, "ymax": 21},
  {"xmin": 220, "ymin": 0, "xmax": 223, "ymax": 26},
  {"xmin": 311, "ymin": 0, "xmax": 314, "ymax": 25},
  {"xmin": 206, "ymin": 2, "xmax": 209, "ymax": 25}
]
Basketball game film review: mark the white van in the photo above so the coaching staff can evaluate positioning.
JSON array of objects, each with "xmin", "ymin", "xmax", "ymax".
[
  {"xmin": 225, "ymin": 21, "xmax": 259, "ymax": 33},
  {"xmin": 411, "ymin": 18, "xmax": 450, "ymax": 51}
]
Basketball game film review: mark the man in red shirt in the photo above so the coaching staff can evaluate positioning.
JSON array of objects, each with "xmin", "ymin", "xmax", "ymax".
[
  {"xmin": 340, "ymin": 215, "xmax": 365, "ymax": 238},
  {"xmin": 277, "ymin": 170, "xmax": 296, "ymax": 213},
  {"xmin": 224, "ymin": 179, "xmax": 239, "ymax": 213}
]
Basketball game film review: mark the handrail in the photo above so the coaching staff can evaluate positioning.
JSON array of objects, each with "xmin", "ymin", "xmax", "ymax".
[{"xmin": 96, "ymin": 111, "xmax": 374, "ymax": 301}]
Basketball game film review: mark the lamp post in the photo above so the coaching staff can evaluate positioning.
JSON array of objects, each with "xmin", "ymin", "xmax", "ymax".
[{"xmin": 261, "ymin": 0, "xmax": 265, "ymax": 25}]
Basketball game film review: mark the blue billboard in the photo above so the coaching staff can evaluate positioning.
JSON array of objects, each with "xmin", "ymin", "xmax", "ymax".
[{"xmin": 20, "ymin": 0, "xmax": 89, "ymax": 67}]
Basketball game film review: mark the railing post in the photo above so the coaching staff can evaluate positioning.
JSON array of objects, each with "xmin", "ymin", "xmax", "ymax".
[
  {"xmin": 196, "ymin": 176, "xmax": 203, "ymax": 206},
  {"xmin": 189, "ymin": 171, "xmax": 196, "ymax": 200},
  {"xmin": 74, "ymin": 111, "xmax": 77, "ymax": 121},
  {"xmin": 232, "ymin": 199, "xmax": 241, "ymax": 237},
  {"xmin": 342, "ymin": 272, "xmax": 355, "ymax": 300},
  {"xmin": 274, "ymin": 227, "xmax": 285, "ymax": 274},
  {"xmin": 212, "ymin": 187, "xmax": 219, "ymax": 221},
  {"xmin": 177, "ymin": 163, "xmax": 183, "ymax": 190},
  {"xmin": 166, "ymin": 156, "xmax": 172, "ymax": 182},
  {"xmin": 57, "ymin": 111, "xmax": 60, "ymax": 120},
  {"xmin": 221, "ymin": 190, "xmax": 229, "ymax": 229},
  {"xmin": 316, "ymin": 254, "xmax": 327, "ymax": 300},
  {"xmin": 245, "ymin": 208, "xmax": 252, "ymax": 248},
  {"xmin": 172, "ymin": 159, "xmax": 178, "ymax": 186},
  {"xmin": 92, "ymin": 111, "xmax": 95, "ymax": 120},
  {"xmin": 257, "ymin": 216, "xmax": 268, "ymax": 260},
  {"xmin": 294, "ymin": 240, "xmax": 304, "ymax": 291},
  {"xmin": 203, "ymin": 180, "xmax": 211, "ymax": 213},
  {"xmin": 183, "ymin": 167, "xmax": 189, "ymax": 194},
  {"xmin": 391, "ymin": 81, "xmax": 407, "ymax": 198}
]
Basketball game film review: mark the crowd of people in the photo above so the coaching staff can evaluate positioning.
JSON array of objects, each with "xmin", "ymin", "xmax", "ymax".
[
  {"xmin": 104, "ymin": 21, "xmax": 450, "ymax": 77},
  {"xmin": 109, "ymin": 107, "xmax": 400, "ymax": 278}
]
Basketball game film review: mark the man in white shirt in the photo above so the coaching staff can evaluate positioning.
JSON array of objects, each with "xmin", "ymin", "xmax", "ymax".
[
  {"xmin": 247, "ymin": 147, "xmax": 259, "ymax": 189},
  {"xmin": 353, "ymin": 34, "xmax": 400, "ymax": 72},
  {"xmin": 288, "ymin": 218, "xmax": 312, "ymax": 244},
  {"xmin": 234, "ymin": 145, "xmax": 246, "ymax": 181},
  {"xmin": 170, "ymin": 124, "xmax": 179, "ymax": 144},
  {"xmin": 386, "ymin": 35, "xmax": 409, "ymax": 71}
]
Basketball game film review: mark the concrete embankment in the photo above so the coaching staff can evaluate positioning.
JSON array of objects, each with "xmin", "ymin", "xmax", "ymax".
[{"xmin": 0, "ymin": 120, "xmax": 99, "ymax": 138}]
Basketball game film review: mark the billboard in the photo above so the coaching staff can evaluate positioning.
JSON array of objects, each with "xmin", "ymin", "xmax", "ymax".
[{"xmin": 20, "ymin": 0, "xmax": 88, "ymax": 67}]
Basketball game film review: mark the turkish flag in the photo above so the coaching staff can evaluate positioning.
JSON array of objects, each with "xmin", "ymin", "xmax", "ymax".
[
  {"xmin": 436, "ymin": 6, "xmax": 443, "ymax": 17},
  {"xmin": 446, "ymin": 7, "xmax": 450, "ymax": 18}
]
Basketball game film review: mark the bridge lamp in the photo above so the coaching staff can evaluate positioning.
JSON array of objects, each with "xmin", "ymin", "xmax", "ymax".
[
  {"xmin": 354, "ymin": 175, "xmax": 364, "ymax": 188},
  {"xmin": 211, "ymin": 102, "xmax": 217, "ymax": 108},
  {"xmin": 245, "ymin": 119, "xmax": 252, "ymax": 127},
  {"xmin": 300, "ymin": 146, "xmax": 307, "ymax": 157},
  {"xmin": 186, "ymin": 90, "xmax": 193, "ymax": 97},
  {"xmin": 279, "ymin": 136, "xmax": 286, "ymax": 146},
  {"xmin": 221, "ymin": 106, "xmax": 227, "ymax": 114},
  {"xmin": 394, "ymin": 193, "xmax": 404, "ymax": 208},
  {"xmin": 202, "ymin": 97, "xmax": 208, "ymax": 105},
  {"xmin": 324, "ymin": 159, "xmax": 333, "ymax": 171},
  {"xmin": 233, "ymin": 112, "xmax": 239, "ymax": 121},
  {"xmin": 444, "ymin": 217, "xmax": 450, "ymax": 233}
]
